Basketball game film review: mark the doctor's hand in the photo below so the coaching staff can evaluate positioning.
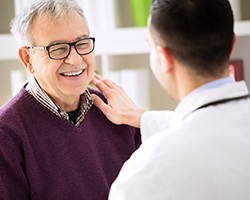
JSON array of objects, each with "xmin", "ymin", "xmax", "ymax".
[{"xmin": 91, "ymin": 74, "xmax": 146, "ymax": 128}]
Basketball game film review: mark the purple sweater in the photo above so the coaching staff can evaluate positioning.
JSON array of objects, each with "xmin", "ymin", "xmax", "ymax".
[{"xmin": 0, "ymin": 87, "xmax": 141, "ymax": 200}]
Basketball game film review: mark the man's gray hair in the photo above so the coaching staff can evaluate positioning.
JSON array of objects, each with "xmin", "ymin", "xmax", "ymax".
[{"xmin": 10, "ymin": 0, "xmax": 88, "ymax": 46}]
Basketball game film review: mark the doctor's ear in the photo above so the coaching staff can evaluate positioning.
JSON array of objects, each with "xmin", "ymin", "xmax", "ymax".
[
  {"xmin": 230, "ymin": 33, "xmax": 237, "ymax": 56},
  {"xmin": 18, "ymin": 47, "xmax": 34, "ymax": 74},
  {"xmin": 156, "ymin": 46, "xmax": 174, "ymax": 73}
]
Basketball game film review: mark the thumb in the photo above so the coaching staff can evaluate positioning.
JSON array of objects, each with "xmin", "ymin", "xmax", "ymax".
[
  {"xmin": 91, "ymin": 93, "xmax": 121, "ymax": 124},
  {"xmin": 91, "ymin": 94, "xmax": 109, "ymax": 113}
]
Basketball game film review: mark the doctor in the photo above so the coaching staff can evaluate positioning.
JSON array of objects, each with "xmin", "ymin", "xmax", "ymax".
[{"xmin": 91, "ymin": 0, "xmax": 250, "ymax": 199}]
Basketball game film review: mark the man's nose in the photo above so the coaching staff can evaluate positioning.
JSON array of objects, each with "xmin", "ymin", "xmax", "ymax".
[{"xmin": 64, "ymin": 45, "xmax": 83, "ymax": 63}]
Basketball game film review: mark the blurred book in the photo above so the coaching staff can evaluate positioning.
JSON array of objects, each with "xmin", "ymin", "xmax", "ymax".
[
  {"xmin": 78, "ymin": 0, "xmax": 116, "ymax": 32},
  {"xmin": 120, "ymin": 68, "xmax": 149, "ymax": 109},
  {"xmin": 105, "ymin": 68, "xmax": 150, "ymax": 109}
]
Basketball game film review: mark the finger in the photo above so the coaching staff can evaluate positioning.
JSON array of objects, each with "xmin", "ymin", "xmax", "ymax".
[
  {"xmin": 91, "ymin": 94, "xmax": 122, "ymax": 124},
  {"xmin": 91, "ymin": 93, "xmax": 108, "ymax": 110},
  {"xmin": 91, "ymin": 76, "xmax": 111, "ymax": 94},
  {"xmin": 93, "ymin": 74, "xmax": 113, "ymax": 87},
  {"xmin": 92, "ymin": 77, "xmax": 124, "ymax": 99},
  {"xmin": 91, "ymin": 94, "xmax": 117, "ymax": 122},
  {"xmin": 93, "ymin": 74, "xmax": 122, "ymax": 90},
  {"xmin": 93, "ymin": 73, "xmax": 103, "ymax": 80},
  {"xmin": 92, "ymin": 74, "xmax": 109, "ymax": 87}
]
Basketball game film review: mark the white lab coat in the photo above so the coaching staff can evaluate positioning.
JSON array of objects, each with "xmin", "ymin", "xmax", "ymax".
[{"xmin": 109, "ymin": 81, "xmax": 250, "ymax": 200}]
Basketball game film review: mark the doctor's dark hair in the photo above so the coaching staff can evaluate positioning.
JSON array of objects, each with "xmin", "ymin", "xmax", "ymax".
[
  {"xmin": 10, "ymin": 0, "xmax": 88, "ymax": 47},
  {"xmin": 150, "ymin": 0, "xmax": 234, "ymax": 77}
]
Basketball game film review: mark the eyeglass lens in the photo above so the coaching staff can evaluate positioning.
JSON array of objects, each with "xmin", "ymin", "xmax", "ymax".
[{"xmin": 49, "ymin": 38, "xmax": 94, "ymax": 59}]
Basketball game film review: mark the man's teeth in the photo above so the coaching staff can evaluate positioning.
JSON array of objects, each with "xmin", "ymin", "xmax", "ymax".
[{"xmin": 62, "ymin": 70, "xmax": 84, "ymax": 77}]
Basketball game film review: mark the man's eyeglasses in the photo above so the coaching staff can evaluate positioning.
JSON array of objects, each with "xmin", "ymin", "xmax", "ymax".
[{"xmin": 27, "ymin": 37, "xmax": 95, "ymax": 60}]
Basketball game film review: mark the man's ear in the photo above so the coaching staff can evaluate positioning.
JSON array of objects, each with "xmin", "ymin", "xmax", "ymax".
[
  {"xmin": 156, "ymin": 46, "xmax": 174, "ymax": 73},
  {"xmin": 18, "ymin": 47, "xmax": 34, "ymax": 74},
  {"xmin": 230, "ymin": 33, "xmax": 237, "ymax": 56}
]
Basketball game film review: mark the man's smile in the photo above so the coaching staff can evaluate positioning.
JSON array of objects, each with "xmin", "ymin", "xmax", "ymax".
[{"xmin": 60, "ymin": 69, "xmax": 85, "ymax": 77}]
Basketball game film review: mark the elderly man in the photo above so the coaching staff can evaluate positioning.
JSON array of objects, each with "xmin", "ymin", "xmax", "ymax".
[{"xmin": 0, "ymin": 0, "xmax": 141, "ymax": 199}]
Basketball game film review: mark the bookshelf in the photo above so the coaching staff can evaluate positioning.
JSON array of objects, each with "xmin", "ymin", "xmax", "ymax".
[{"xmin": 0, "ymin": 0, "xmax": 250, "ymax": 110}]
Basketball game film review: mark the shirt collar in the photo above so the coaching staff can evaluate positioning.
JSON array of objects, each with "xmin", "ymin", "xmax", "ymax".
[
  {"xmin": 25, "ymin": 76, "xmax": 93, "ymax": 126},
  {"xmin": 169, "ymin": 77, "xmax": 235, "ymax": 127},
  {"xmin": 182, "ymin": 76, "xmax": 234, "ymax": 106}
]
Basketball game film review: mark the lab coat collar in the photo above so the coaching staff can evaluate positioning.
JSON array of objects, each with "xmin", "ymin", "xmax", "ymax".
[{"xmin": 169, "ymin": 81, "xmax": 249, "ymax": 127}]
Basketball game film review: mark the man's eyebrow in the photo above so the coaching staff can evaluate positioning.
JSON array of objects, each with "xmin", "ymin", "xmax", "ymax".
[{"xmin": 47, "ymin": 34, "xmax": 89, "ymax": 45}]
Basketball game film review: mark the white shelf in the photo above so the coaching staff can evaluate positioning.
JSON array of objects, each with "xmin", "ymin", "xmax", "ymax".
[
  {"xmin": 94, "ymin": 28, "xmax": 148, "ymax": 56},
  {"xmin": 0, "ymin": 34, "xmax": 19, "ymax": 60},
  {"xmin": 234, "ymin": 20, "xmax": 250, "ymax": 36},
  {"xmin": 94, "ymin": 19, "xmax": 250, "ymax": 55},
  {"xmin": 2, "ymin": 19, "xmax": 250, "ymax": 60},
  {"xmin": 0, "ymin": 28, "xmax": 149, "ymax": 60}
]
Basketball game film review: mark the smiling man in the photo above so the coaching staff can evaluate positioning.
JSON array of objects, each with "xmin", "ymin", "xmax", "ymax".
[{"xmin": 0, "ymin": 0, "xmax": 141, "ymax": 199}]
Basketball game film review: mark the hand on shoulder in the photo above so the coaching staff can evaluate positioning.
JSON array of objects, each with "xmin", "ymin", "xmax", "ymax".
[{"xmin": 91, "ymin": 74, "xmax": 146, "ymax": 128}]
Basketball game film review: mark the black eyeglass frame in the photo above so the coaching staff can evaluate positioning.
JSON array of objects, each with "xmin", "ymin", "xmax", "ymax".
[{"xmin": 27, "ymin": 37, "xmax": 95, "ymax": 60}]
